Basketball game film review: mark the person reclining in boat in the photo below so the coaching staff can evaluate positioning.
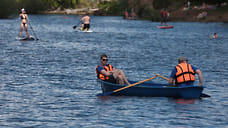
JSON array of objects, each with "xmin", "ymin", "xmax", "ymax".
[
  {"xmin": 96, "ymin": 54, "xmax": 130, "ymax": 85},
  {"xmin": 169, "ymin": 57, "xmax": 203, "ymax": 87}
]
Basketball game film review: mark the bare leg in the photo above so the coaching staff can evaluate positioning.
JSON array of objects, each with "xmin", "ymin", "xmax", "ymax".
[
  {"xmin": 19, "ymin": 24, "xmax": 23, "ymax": 38},
  {"xmin": 25, "ymin": 24, "xmax": 29, "ymax": 38},
  {"xmin": 113, "ymin": 70, "xmax": 130, "ymax": 85}
]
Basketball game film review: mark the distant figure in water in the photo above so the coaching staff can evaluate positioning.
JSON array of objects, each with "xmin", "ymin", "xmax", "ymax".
[
  {"xmin": 160, "ymin": 8, "xmax": 168, "ymax": 26},
  {"xmin": 62, "ymin": 12, "xmax": 70, "ymax": 19},
  {"xmin": 79, "ymin": 22, "xmax": 84, "ymax": 31},
  {"xmin": 210, "ymin": 33, "xmax": 218, "ymax": 38},
  {"xmin": 19, "ymin": 8, "xmax": 30, "ymax": 39}
]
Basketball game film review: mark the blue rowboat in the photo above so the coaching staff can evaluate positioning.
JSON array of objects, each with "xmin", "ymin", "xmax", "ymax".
[{"xmin": 97, "ymin": 79, "xmax": 205, "ymax": 99}]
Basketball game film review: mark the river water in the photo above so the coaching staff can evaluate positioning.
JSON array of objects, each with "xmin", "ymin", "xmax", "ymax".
[{"xmin": 0, "ymin": 15, "xmax": 227, "ymax": 128}]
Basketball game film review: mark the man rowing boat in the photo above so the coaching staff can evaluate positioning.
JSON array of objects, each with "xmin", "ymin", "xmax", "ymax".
[{"xmin": 169, "ymin": 57, "xmax": 203, "ymax": 87}]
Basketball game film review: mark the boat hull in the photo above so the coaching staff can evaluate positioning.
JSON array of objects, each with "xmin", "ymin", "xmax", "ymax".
[{"xmin": 97, "ymin": 79, "xmax": 204, "ymax": 99}]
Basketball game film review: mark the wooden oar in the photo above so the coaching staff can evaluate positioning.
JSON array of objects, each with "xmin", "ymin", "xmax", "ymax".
[
  {"xmin": 155, "ymin": 74, "xmax": 210, "ymax": 98},
  {"xmin": 97, "ymin": 76, "xmax": 157, "ymax": 96},
  {"xmin": 156, "ymin": 74, "xmax": 169, "ymax": 81},
  {"xmin": 156, "ymin": 74, "xmax": 175, "ymax": 86}
]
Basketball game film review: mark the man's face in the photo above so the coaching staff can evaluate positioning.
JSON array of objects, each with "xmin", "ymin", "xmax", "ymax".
[{"xmin": 101, "ymin": 57, "xmax": 108, "ymax": 65}]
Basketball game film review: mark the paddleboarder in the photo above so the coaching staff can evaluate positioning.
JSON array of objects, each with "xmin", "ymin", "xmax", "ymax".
[
  {"xmin": 80, "ymin": 13, "xmax": 91, "ymax": 31},
  {"xmin": 169, "ymin": 57, "xmax": 203, "ymax": 87},
  {"xmin": 96, "ymin": 54, "xmax": 130, "ymax": 85},
  {"xmin": 160, "ymin": 8, "xmax": 168, "ymax": 26},
  {"xmin": 19, "ymin": 8, "xmax": 30, "ymax": 39}
]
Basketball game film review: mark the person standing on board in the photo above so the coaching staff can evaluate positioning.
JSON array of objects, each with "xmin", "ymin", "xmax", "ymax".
[
  {"xmin": 19, "ymin": 8, "xmax": 30, "ymax": 39},
  {"xmin": 81, "ymin": 13, "xmax": 91, "ymax": 31},
  {"xmin": 160, "ymin": 8, "xmax": 168, "ymax": 26},
  {"xmin": 169, "ymin": 57, "xmax": 203, "ymax": 87},
  {"xmin": 96, "ymin": 54, "xmax": 130, "ymax": 85}
]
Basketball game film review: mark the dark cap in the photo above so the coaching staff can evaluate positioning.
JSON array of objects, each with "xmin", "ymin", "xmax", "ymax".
[{"xmin": 178, "ymin": 56, "xmax": 188, "ymax": 63}]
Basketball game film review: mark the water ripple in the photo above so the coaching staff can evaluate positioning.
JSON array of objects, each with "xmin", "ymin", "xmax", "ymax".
[{"xmin": 0, "ymin": 15, "xmax": 227, "ymax": 128}]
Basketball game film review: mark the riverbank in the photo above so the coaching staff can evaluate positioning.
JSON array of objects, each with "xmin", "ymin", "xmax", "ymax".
[
  {"xmin": 44, "ymin": 8, "xmax": 99, "ymax": 15},
  {"xmin": 168, "ymin": 7, "xmax": 228, "ymax": 23},
  {"xmin": 44, "ymin": 7, "xmax": 228, "ymax": 23},
  {"xmin": 1, "ymin": 15, "xmax": 228, "ymax": 128}
]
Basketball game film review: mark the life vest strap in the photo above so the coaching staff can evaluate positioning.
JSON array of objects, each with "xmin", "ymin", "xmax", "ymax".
[{"xmin": 176, "ymin": 72, "xmax": 195, "ymax": 78}]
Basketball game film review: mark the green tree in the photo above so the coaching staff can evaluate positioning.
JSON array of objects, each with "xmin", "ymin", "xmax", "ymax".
[
  {"xmin": 153, "ymin": 0, "xmax": 171, "ymax": 9},
  {"xmin": 17, "ymin": 0, "xmax": 49, "ymax": 14},
  {"xmin": 0, "ymin": 0, "xmax": 17, "ymax": 18}
]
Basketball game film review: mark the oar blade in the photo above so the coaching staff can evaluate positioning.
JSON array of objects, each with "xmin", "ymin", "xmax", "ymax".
[
  {"xmin": 96, "ymin": 91, "xmax": 113, "ymax": 96},
  {"xmin": 200, "ymin": 93, "xmax": 211, "ymax": 98},
  {"xmin": 73, "ymin": 25, "xmax": 77, "ymax": 29}
]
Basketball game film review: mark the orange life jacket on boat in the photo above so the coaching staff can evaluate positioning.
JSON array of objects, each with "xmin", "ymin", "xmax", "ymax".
[
  {"xmin": 175, "ymin": 63, "xmax": 195, "ymax": 84},
  {"xmin": 96, "ymin": 64, "xmax": 113, "ymax": 80}
]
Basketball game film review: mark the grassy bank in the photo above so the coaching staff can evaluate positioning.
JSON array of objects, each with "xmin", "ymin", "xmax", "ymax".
[
  {"xmin": 96, "ymin": 0, "xmax": 228, "ymax": 22},
  {"xmin": 1, "ymin": 0, "xmax": 227, "ymax": 22}
]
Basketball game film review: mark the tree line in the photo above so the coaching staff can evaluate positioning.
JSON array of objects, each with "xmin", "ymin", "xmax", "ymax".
[
  {"xmin": 0, "ymin": 0, "xmax": 226, "ymax": 19},
  {"xmin": 0, "ymin": 0, "xmax": 96, "ymax": 18}
]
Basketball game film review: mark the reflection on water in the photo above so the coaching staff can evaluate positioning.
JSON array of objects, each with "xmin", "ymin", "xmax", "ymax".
[
  {"xmin": 174, "ymin": 99, "xmax": 195, "ymax": 104},
  {"xmin": 0, "ymin": 15, "xmax": 227, "ymax": 127}
]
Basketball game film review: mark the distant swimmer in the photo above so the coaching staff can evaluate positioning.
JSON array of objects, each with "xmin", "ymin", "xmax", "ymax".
[
  {"xmin": 19, "ymin": 8, "xmax": 30, "ymax": 39},
  {"xmin": 210, "ymin": 33, "xmax": 218, "ymax": 38},
  {"xmin": 81, "ymin": 13, "xmax": 91, "ymax": 31}
]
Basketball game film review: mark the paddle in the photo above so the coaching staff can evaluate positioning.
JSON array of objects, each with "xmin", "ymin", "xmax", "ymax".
[
  {"xmin": 73, "ymin": 21, "xmax": 82, "ymax": 29},
  {"xmin": 28, "ymin": 22, "xmax": 39, "ymax": 40},
  {"xmin": 97, "ymin": 76, "xmax": 157, "ymax": 96},
  {"xmin": 155, "ymin": 74, "xmax": 210, "ymax": 98},
  {"xmin": 73, "ymin": 25, "xmax": 77, "ymax": 29}
]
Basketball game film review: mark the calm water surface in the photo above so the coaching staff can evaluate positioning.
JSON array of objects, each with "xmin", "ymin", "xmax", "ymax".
[{"xmin": 0, "ymin": 15, "xmax": 228, "ymax": 128}]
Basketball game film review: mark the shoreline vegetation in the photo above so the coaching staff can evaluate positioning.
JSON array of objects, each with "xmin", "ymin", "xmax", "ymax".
[{"xmin": 1, "ymin": 0, "xmax": 227, "ymax": 22}]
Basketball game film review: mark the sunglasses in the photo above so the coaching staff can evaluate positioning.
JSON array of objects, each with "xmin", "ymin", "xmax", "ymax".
[{"xmin": 102, "ymin": 59, "xmax": 108, "ymax": 61}]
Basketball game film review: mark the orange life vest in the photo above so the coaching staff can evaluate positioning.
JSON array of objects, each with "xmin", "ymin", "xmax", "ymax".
[
  {"xmin": 96, "ymin": 64, "xmax": 113, "ymax": 80},
  {"xmin": 175, "ymin": 63, "xmax": 195, "ymax": 84}
]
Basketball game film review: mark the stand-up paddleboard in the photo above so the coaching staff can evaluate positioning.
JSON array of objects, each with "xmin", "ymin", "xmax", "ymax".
[
  {"xmin": 157, "ymin": 25, "xmax": 174, "ymax": 29},
  {"xmin": 75, "ymin": 30, "xmax": 93, "ymax": 33},
  {"xmin": 19, "ymin": 36, "xmax": 35, "ymax": 41},
  {"xmin": 83, "ymin": 30, "xmax": 93, "ymax": 33}
]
